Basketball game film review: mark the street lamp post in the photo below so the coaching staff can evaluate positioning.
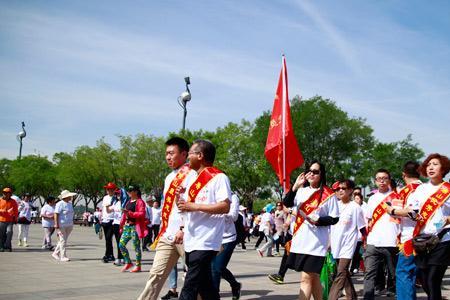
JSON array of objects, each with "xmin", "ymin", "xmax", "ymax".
[
  {"xmin": 177, "ymin": 77, "xmax": 191, "ymax": 132},
  {"xmin": 17, "ymin": 121, "xmax": 26, "ymax": 159}
]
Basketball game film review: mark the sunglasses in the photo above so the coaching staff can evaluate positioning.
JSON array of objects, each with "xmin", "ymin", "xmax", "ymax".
[
  {"xmin": 309, "ymin": 169, "xmax": 320, "ymax": 175},
  {"xmin": 335, "ymin": 187, "xmax": 347, "ymax": 191}
]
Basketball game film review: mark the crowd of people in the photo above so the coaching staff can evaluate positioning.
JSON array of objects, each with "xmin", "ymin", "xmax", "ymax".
[{"xmin": 0, "ymin": 136, "xmax": 449, "ymax": 300}]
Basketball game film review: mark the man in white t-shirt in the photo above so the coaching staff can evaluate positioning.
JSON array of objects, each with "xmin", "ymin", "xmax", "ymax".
[
  {"xmin": 384, "ymin": 161, "xmax": 422, "ymax": 300},
  {"xmin": 137, "ymin": 137, "xmax": 196, "ymax": 300},
  {"xmin": 101, "ymin": 182, "xmax": 117, "ymax": 263},
  {"xmin": 363, "ymin": 169, "xmax": 400, "ymax": 299},
  {"xmin": 151, "ymin": 201, "xmax": 162, "ymax": 242},
  {"xmin": 329, "ymin": 179, "xmax": 366, "ymax": 300},
  {"xmin": 177, "ymin": 139, "xmax": 231, "ymax": 300}
]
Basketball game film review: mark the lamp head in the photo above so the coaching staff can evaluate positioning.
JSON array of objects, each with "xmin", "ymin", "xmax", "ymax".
[{"xmin": 180, "ymin": 91, "xmax": 191, "ymax": 102}]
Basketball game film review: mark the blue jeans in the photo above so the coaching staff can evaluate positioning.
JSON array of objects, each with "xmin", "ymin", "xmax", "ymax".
[
  {"xmin": 396, "ymin": 252, "xmax": 416, "ymax": 300},
  {"xmin": 168, "ymin": 264, "xmax": 177, "ymax": 289},
  {"xmin": 211, "ymin": 240, "xmax": 239, "ymax": 292}
]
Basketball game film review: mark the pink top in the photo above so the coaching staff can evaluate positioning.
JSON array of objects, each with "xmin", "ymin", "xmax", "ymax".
[{"xmin": 119, "ymin": 198, "xmax": 149, "ymax": 239}]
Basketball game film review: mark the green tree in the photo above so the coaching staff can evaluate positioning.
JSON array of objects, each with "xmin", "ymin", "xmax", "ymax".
[
  {"xmin": 8, "ymin": 155, "xmax": 59, "ymax": 206},
  {"xmin": 254, "ymin": 96, "xmax": 375, "ymax": 189}
]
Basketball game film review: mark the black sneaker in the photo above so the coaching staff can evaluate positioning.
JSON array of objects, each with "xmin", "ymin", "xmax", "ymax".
[
  {"xmin": 268, "ymin": 274, "xmax": 284, "ymax": 284},
  {"xmin": 102, "ymin": 256, "xmax": 109, "ymax": 263},
  {"xmin": 160, "ymin": 290, "xmax": 178, "ymax": 299},
  {"xmin": 107, "ymin": 255, "xmax": 115, "ymax": 262},
  {"xmin": 232, "ymin": 282, "xmax": 242, "ymax": 300}
]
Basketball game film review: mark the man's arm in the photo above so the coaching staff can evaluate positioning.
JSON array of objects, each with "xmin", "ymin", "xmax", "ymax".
[{"xmin": 178, "ymin": 199, "xmax": 230, "ymax": 214}]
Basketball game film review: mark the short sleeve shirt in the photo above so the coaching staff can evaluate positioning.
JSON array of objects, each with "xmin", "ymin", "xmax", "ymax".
[
  {"xmin": 55, "ymin": 201, "xmax": 74, "ymax": 228},
  {"xmin": 330, "ymin": 201, "xmax": 365, "ymax": 259},
  {"xmin": 366, "ymin": 191, "xmax": 400, "ymax": 247},
  {"xmin": 290, "ymin": 186, "xmax": 339, "ymax": 256},
  {"xmin": 184, "ymin": 173, "xmax": 232, "ymax": 252}
]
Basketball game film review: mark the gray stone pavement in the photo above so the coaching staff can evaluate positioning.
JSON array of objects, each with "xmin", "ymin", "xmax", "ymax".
[{"xmin": 0, "ymin": 224, "xmax": 449, "ymax": 299}]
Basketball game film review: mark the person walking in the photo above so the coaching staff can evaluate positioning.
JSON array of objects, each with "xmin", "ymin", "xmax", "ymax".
[
  {"xmin": 403, "ymin": 154, "xmax": 450, "ymax": 300},
  {"xmin": 283, "ymin": 161, "xmax": 339, "ymax": 300},
  {"xmin": 329, "ymin": 180, "xmax": 366, "ymax": 300},
  {"xmin": 362, "ymin": 169, "xmax": 400, "ymax": 299},
  {"xmin": 101, "ymin": 182, "xmax": 117, "ymax": 263},
  {"xmin": 17, "ymin": 193, "xmax": 32, "ymax": 247},
  {"xmin": 41, "ymin": 196, "xmax": 56, "ymax": 250},
  {"xmin": 211, "ymin": 193, "xmax": 242, "ymax": 299},
  {"xmin": 52, "ymin": 190, "xmax": 76, "ymax": 262},
  {"xmin": 177, "ymin": 139, "xmax": 232, "ymax": 300},
  {"xmin": 119, "ymin": 185, "xmax": 148, "ymax": 273},
  {"xmin": 0, "ymin": 187, "xmax": 18, "ymax": 252},
  {"xmin": 137, "ymin": 137, "xmax": 196, "ymax": 300}
]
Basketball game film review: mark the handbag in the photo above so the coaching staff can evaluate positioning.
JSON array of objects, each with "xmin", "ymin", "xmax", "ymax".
[
  {"xmin": 412, "ymin": 234, "xmax": 439, "ymax": 254},
  {"xmin": 412, "ymin": 228, "xmax": 450, "ymax": 255}
]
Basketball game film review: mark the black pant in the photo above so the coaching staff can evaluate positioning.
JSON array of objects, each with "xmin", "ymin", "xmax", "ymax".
[
  {"xmin": 142, "ymin": 226, "xmax": 152, "ymax": 249},
  {"xmin": 255, "ymin": 231, "xmax": 266, "ymax": 248},
  {"xmin": 152, "ymin": 224, "xmax": 160, "ymax": 243},
  {"xmin": 112, "ymin": 224, "xmax": 123, "ymax": 259},
  {"xmin": 102, "ymin": 221, "xmax": 114, "ymax": 257},
  {"xmin": 350, "ymin": 241, "xmax": 362, "ymax": 272},
  {"xmin": 420, "ymin": 265, "xmax": 447, "ymax": 300},
  {"xmin": 179, "ymin": 250, "xmax": 219, "ymax": 300}
]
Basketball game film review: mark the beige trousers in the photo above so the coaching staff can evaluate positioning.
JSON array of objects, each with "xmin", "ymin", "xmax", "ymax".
[
  {"xmin": 53, "ymin": 226, "xmax": 73, "ymax": 258},
  {"xmin": 137, "ymin": 237, "xmax": 184, "ymax": 300}
]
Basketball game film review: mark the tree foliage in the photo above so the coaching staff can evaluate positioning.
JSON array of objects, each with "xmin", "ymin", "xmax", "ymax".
[{"xmin": 2, "ymin": 96, "xmax": 424, "ymax": 211}]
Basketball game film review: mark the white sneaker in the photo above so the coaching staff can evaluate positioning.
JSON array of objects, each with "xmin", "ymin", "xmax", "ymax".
[
  {"xmin": 17, "ymin": 240, "xmax": 22, "ymax": 247},
  {"xmin": 42, "ymin": 245, "xmax": 47, "ymax": 249},
  {"xmin": 60, "ymin": 257, "xmax": 70, "ymax": 262},
  {"xmin": 52, "ymin": 252, "xmax": 60, "ymax": 261},
  {"xmin": 114, "ymin": 259, "xmax": 122, "ymax": 266}
]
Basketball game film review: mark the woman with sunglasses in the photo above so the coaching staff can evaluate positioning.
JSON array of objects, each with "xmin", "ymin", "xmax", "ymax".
[{"xmin": 283, "ymin": 160, "xmax": 339, "ymax": 300}]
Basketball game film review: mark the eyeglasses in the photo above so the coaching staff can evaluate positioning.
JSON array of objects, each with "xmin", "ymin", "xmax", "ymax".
[
  {"xmin": 375, "ymin": 177, "xmax": 390, "ymax": 182},
  {"xmin": 309, "ymin": 169, "xmax": 320, "ymax": 175},
  {"xmin": 335, "ymin": 187, "xmax": 347, "ymax": 191}
]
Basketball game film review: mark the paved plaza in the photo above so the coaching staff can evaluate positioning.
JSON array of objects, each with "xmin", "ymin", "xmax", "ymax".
[{"xmin": 0, "ymin": 224, "xmax": 449, "ymax": 299}]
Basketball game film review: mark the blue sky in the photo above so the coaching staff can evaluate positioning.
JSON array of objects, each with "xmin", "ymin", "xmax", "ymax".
[{"xmin": 1, "ymin": 0, "xmax": 449, "ymax": 160}]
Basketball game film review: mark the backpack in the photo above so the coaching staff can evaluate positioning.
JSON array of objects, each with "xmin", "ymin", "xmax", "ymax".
[{"xmin": 234, "ymin": 214, "xmax": 246, "ymax": 244}]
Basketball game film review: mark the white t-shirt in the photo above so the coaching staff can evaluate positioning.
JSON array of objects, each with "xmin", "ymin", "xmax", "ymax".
[
  {"xmin": 366, "ymin": 191, "xmax": 400, "ymax": 247},
  {"xmin": 101, "ymin": 195, "xmax": 114, "ymax": 223},
  {"xmin": 18, "ymin": 201, "xmax": 32, "ymax": 221},
  {"xmin": 290, "ymin": 186, "xmax": 339, "ymax": 256},
  {"xmin": 40, "ymin": 204, "xmax": 55, "ymax": 228},
  {"xmin": 259, "ymin": 212, "xmax": 274, "ymax": 233},
  {"xmin": 330, "ymin": 200, "xmax": 366, "ymax": 259},
  {"xmin": 161, "ymin": 168, "xmax": 197, "ymax": 242},
  {"xmin": 407, "ymin": 182, "xmax": 450, "ymax": 243},
  {"xmin": 55, "ymin": 200, "xmax": 74, "ymax": 228},
  {"xmin": 399, "ymin": 182, "xmax": 422, "ymax": 243},
  {"xmin": 357, "ymin": 201, "xmax": 368, "ymax": 241},
  {"xmin": 152, "ymin": 207, "xmax": 162, "ymax": 225},
  {"xmin": 222, "ymin": 194, "xmax": 240, "ymax": 244},
  {"xmin": 112, "ymin": 201, "xmax": 122, "ymax": 225},
  {"xmin": 184, "ymin": 172, "xmax": 232, "ymax": 252}
]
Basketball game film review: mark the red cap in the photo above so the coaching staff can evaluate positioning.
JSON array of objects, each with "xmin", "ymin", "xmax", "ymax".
[
  {"xmin": 332, "ymin": 181, "xmax": 340, "ymax": 191},
  {"xmin": 103, "ymin": 182, "xmax": 117, "ymax": 190}
]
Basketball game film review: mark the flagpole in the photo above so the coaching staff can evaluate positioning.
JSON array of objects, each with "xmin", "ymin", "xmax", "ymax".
[{"xmin": 281, "ymin": 55, "xmax": 287, "ymax": 192}]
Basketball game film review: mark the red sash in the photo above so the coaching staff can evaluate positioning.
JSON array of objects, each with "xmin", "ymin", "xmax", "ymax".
[
  {"xmin": 402, "ymin": 182, "xmax": 450, "ymax": 256},
  {"xmin": 151, "ymin": 164, "xmax": 191, "ymax": 249},
  {"xmin": 188, "ymin": 167, "xmax": 223, "ymax": 202},
  {"xmin": 285, "ymin": 186, "xmax": 334, "ymax": 254},
  {"xmin": 367, "ymin": 191, "xmax": 399, "ymax": 234},
  {"xmin": 398, "ymin": 183, "xmax": 421, "ymax": 207}
]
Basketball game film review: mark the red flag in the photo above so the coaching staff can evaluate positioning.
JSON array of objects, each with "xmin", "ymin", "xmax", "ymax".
[{"xmin": 264, "ymin": 55, "xmax": 304, "ymax": 192}]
